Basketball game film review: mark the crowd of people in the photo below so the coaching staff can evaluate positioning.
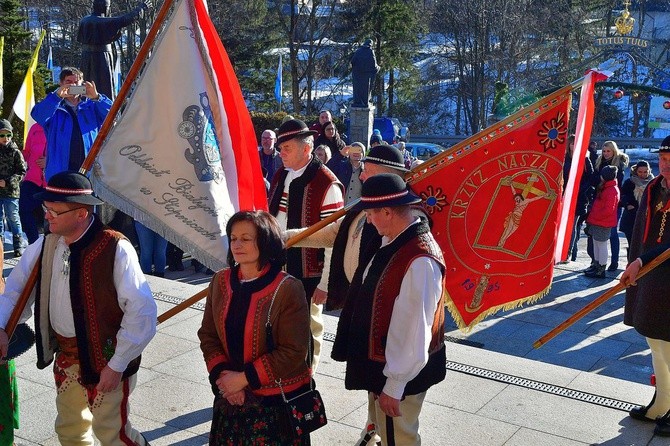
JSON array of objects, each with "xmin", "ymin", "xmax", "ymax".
[
  {"xmin": 561, "ymin": 137, "xmax": 659, "ymax": 280},
  {"xmin": 1, "ymin": 61, "xmax": 669, "ymax": 444},
  {"xmin": 0, "ymin": 91, "xmax": 446, "ymax": 445}
]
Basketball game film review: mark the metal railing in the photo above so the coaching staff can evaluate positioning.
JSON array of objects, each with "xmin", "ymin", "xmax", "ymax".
[{"xmin": 411, "ymin": 134, "xmax": 665, "ymax": 150}]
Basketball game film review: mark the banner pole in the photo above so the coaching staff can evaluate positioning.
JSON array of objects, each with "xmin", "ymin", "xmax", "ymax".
[
  {"xmin": 534, "ymin": 248, "xmax": 670, "ymax": 349},
  {"xmin": 79, "ymin": 0, "xmax": 177, "ymax": 174},
  {"xmin": 156, "ymin": 199, "xmax": 360, "ymax": 324},
  {"xmin": 3, "ymin": 258, "xmax": 40, "ymax": 350}
]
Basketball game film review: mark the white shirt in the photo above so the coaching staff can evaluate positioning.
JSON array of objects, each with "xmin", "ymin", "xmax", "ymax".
[
  {"xmin": 0, "ymin": 222, "xmax": 157, "ymax": 373},
  {"xmin": 362, "ymin": 219, "xmax": 443, "ymax": 399}
]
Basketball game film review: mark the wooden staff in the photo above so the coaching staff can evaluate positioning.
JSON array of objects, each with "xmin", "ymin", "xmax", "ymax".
[
  {"xmin": 156, "ymin": 199, "xmax": 361, "ymax": 324},
  {"xmin": 4, "ymin": 258, "xmax": 40, "ymax": 343},
  {"xmin": 533, "ymin": 248, "xmax": 670, "ymax": 349}
]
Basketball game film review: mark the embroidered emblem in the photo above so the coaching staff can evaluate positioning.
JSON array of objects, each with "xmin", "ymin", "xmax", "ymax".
[
  {"xmin": 537, "ymin": 112, "xmax": 567, "ymax": 152},
  {"xmin": 419, "ymin": 185, "xmax": 449, "ymax": 214},
  {"xmin": 180, "ymin": 92, "xmax": 224, "ymax": 183}
]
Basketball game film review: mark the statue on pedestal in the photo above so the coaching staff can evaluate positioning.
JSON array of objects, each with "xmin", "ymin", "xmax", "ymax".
[
  {"xmin": 350, "ymin": 38, "xmax": 379, "ymax": 108},
  {"xmin": 77, "ymin": 0, "xmax": 150, "ymax": 99}
]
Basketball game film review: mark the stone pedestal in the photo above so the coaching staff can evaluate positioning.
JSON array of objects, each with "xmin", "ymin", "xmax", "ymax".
[{"xmin": 349, "ymin": 106, "xmax": 375, "ymax": 151}]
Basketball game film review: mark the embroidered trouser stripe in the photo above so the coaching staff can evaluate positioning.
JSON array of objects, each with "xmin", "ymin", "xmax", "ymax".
[
  {"xmin": 385, "ymin": 416, "xmax": 396, "ymax": 446},
  {"xmin": 53, "ymin": 353, "xmax": 147, "ymax": 446},
  {"xmin": 368, "ymin": 391, "xmax": 426, "ymax": 446}
]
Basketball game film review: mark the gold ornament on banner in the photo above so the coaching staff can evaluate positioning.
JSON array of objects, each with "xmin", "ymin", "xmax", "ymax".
[{"xmin": 615, "ymin": 0, "xmax": 635, "ymax": 35}]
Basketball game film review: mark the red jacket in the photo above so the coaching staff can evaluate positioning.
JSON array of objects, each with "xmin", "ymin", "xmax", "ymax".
[{"xmin": 587, "ymin": 179, "xmax": 620, "ymax": 228}]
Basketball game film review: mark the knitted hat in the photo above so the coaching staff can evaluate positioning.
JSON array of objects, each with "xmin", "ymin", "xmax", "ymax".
[
  {"xmin": 0, "ymin": 119, "xmax": 12, "ymax": 133},
  {"xmin": 363, "ymin": 144, "xmax": 408, "ymax": 172},
  {"xmin": 352, "ymin": 173, "xmax": 421, "ymax": 211},
  {"xmin": 34, "ymin": 171, "xmax": 104, "ymax": 205},
  {"xmin": 369, "ymin": 134, "xmax": 383, "ymax": 145},
  {"xmin": 601, "ymin": 165, "xmax": 618, "ymax": 182},
  {"xmin": 660, "ymin": 136, "xmax": 670, "ymax": 153},
  {"xmin": 276, "ymin": 119, "xmax": 317, "ymax": 145}
]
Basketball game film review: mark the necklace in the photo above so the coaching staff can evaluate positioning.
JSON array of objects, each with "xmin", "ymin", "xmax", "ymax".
[{"xmin": 61, "ymin": 247, "xmax": 71, "ymax": 276}]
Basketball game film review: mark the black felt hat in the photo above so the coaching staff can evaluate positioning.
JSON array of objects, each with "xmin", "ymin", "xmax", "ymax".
[
  {"xmin": 660, "ymin": 136, "xmax": 670, "ymax": 153},
  {"xmin": 363, "ymin": 144, "xmax": 408, "ymax": 172},
  {"xmin": 34, "ymin": 171, "xmax": 104, "ymax": 205},
  {"xmin": 352, "ymin": 173, "xmax": 421, "ymax": 211},
  {"xmin": 276, "ymin": 119, "xmax": 318, "ymax": 145}
]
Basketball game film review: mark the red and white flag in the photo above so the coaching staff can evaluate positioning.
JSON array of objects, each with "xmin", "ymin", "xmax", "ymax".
[
  {"xmin": 407, "ymin": 86, "xmax": 573, "ymax": 329},
  {"xmin": 91, "ymin": 0, "xmax": 267, "ymax": 271},
  {"xmin": 554, "ymin": 70, "xmax": 610, "ymax": 262}
]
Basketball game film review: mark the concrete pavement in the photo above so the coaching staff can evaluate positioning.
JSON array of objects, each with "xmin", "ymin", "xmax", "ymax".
[{"xmin": 5, "ymin": 233, "xmax": 669, "ymax": 445}]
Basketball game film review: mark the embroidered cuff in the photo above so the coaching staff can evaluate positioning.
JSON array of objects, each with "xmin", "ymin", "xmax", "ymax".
[
  {"xmin": 208, "ymin": 362, "xmax": 228, "ymax": 387},
  {"xmin": 244, "ymin": 363, "xmax": 261, "ymax": 390}
]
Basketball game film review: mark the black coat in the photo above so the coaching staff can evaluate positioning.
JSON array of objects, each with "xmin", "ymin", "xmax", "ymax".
[{"xmin": 624, "ymin": 176, "xmax": 670, "ymax": 340}]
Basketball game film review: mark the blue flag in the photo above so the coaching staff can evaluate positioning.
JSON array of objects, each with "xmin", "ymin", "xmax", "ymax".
[
  {"xmin": 46, "ymin": 46, "xmax": 53, "ymax": 70},
  {"xmin": 274, "ymin": 55, "xmax": 282, "ymax": 106},
  {"xmin": 114, "ymin": 55, "xmax": 122, "ymax": 97}
]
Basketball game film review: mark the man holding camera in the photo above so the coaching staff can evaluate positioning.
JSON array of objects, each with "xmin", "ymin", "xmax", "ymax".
[{"xmin": 31, "ymin": 67, "xmax": 112, "ymax": 181}]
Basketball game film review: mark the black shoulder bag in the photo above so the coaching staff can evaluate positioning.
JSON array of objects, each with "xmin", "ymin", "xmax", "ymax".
[{"xmin": 266, "ymin": 276, "xmax": 327, "ymax": 438}]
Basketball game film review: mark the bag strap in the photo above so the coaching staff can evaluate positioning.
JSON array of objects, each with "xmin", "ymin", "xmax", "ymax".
[
  {"xmin": 265, "ymin": 275, "xmax": 290, "ymax": 353},
  {"xmin": 270, "ymin": 276, "xmax": 315, "ymax": 401}
]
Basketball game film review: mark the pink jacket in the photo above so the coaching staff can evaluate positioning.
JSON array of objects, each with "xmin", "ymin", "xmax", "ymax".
[
  {"xmin": 22, "ymin": 123, "xmax": 46, "ymax": 187},
  {"xmin": 586, "ymin": 179, "xmax": 620, "ymax": 228}
]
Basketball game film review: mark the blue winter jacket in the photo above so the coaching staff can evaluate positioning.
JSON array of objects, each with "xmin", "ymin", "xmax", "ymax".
[{"xmin": 31, "ymin": 92, "xmax": 112, "ymax": 180}]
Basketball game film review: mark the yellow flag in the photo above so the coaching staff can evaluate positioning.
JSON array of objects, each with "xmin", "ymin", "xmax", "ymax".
[{"xmin": 12, "ymin": 30, "xmax": 45, "ymax": 141}]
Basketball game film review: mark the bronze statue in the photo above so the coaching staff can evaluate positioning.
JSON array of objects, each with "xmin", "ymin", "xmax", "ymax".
[
  {"xmin": 350, "ymin": 38, "xmax": 379, "ymax": 108},
  {"xmin": 77, "ymin": 0, "xmax": 149, "ymax": 99}
]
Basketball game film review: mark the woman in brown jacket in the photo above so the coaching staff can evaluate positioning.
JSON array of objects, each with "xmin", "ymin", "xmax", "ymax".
[{"xmin": 198, "ymin": 210, "xmax": 312, "ymax": 445}]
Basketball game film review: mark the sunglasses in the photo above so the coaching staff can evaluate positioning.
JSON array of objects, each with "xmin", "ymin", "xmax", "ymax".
[
  {"xmin": 0, "ymin": 133, "xmax": 12, "ymax": 138},
  {"xmin": 42, "ymin": 204, "xmax": 86, "ymax": 218}
]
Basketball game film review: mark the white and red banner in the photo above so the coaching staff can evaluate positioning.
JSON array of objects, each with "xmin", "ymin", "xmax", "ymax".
[
  {"xmin": 554, "ymin": 70, "xmax": 610, "ymax": 262},
  {"xmin": 91, "ymin": 0, "xmax": 267, "ymax": 271}
]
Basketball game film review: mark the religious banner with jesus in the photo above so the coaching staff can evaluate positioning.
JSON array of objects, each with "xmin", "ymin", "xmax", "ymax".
[{"xmin": 407, "ymin": 86, "xmax": 573, "ymax": 329}]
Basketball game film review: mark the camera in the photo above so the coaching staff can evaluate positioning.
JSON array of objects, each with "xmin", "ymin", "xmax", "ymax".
[{"xmin": 68, "ymin": 85, "xmax": 87, "ymax": 95}]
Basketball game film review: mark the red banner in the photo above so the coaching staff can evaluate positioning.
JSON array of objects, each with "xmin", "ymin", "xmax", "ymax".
[{"xmin": 407, "ymin": 86, "xmax": 572, "ymax": 329}]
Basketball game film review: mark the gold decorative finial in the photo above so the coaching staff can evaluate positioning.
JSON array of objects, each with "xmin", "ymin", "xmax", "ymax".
[{"xmin": 615, "ymin": 0, "xmax": 635, "ymax": 35}]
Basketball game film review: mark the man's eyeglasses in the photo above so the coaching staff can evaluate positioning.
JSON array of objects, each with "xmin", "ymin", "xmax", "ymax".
[
  {"xmin": 42, "ymin": 204, "xmax": 86, "ymax": 218},
  {"xmin": 0, "ymin": 133, "xmax": 12, "ymax": 138}
]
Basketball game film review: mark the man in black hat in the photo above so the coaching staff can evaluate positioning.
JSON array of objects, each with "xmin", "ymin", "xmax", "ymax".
[
  {"xmin": 0, "ymin": 171, "xmax": 156, "ymax": 445},
  {"xmin": 332, "ymin": 173, "xmax": 446, "ymax": 445},
  {"xmin": 285, "ymin": 144, "xmax": 412, "ymax": 311},
  {"xmin": 284, "ymin": 144, "xmax": 419, "ymax": 444},
  {"xmin": 621, "ymin": 136, "xmax": 670, "ymax": 436},
  {"xmin": 268, "ymin": 119, "xmax": 344, "ymax": 371}
]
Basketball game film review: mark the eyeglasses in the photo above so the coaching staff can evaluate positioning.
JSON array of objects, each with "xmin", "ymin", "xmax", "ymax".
[
  {"xmin": 42, "ymin": 204, "xmax": 86, "ymax": 218},
  {"xmin": 0, "ymin": 133, "xmax": 12, "ymax": 138}
]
